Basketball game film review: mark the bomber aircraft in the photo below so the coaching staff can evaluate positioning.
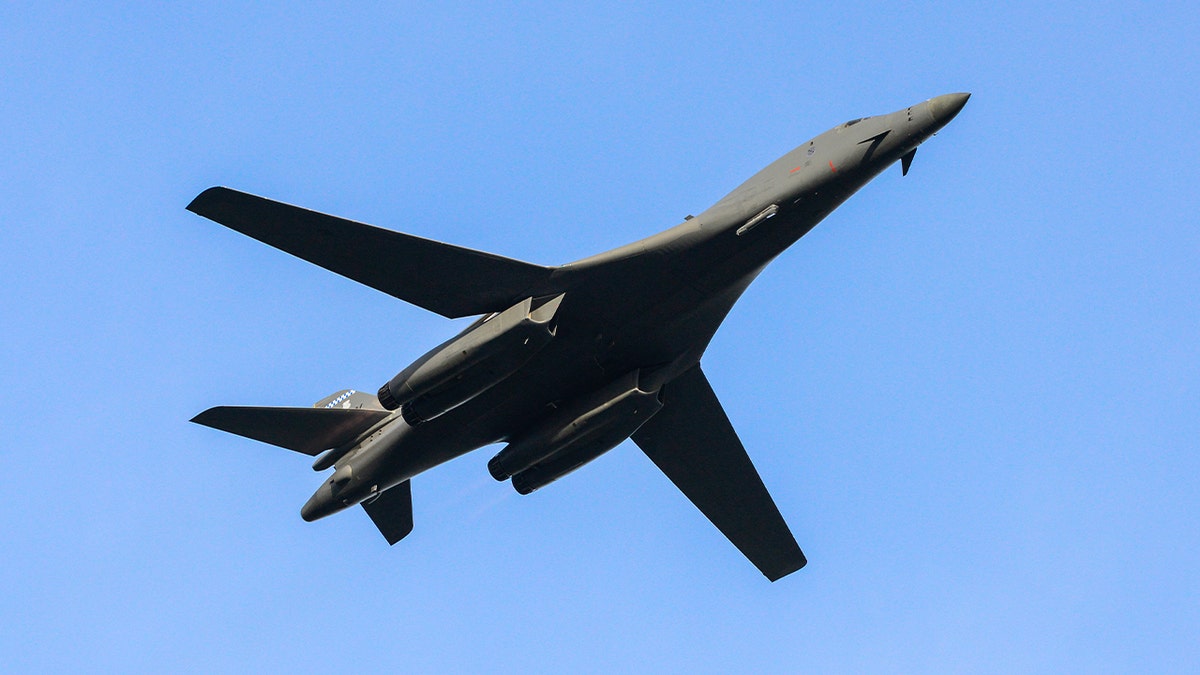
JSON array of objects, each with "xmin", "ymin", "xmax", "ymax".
[{"xmin": 191, "ymin": 93, "xmax": 969, "ymax": 581}]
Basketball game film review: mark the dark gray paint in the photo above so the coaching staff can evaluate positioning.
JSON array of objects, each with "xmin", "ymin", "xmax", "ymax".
[{"xmin": 190, "ymin": 93, "xmax": 969, "ymax": 581}]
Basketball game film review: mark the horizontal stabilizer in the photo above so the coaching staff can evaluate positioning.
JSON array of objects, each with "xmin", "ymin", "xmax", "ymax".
[
  {"xmin": 191, "ymin": 406, "xmax": 391, "ymax": 456},
  {"xmin": 632, "ymin": 365, "xmax": 806, "ymax": 581},
  {"xmin": 362, "ymin": 481, "xmax": 414, "ymax": 545},
  {"xmin": 187, "ymin": 187, "xmax": 556, "ymax": 318}
]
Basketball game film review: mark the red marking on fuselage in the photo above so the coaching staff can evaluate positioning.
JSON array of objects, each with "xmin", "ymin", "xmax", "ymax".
[
  {"xmin": 789, "ymin": 166, "xmax": 802, "ymax": 174},
  {"xmin": 829, "ymin": 160, "xmax": 837, "ymax": 172}
]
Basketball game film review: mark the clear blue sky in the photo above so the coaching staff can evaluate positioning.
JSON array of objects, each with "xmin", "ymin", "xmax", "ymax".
[{"xmin": 3, "ymin": 2, "xmax": 1198, "ymax": 672}]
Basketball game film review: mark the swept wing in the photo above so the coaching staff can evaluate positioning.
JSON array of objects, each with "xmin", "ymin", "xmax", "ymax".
[
  {"xmin": 632, "ymin": 366, "xmax": 806, "ymax": 581},
  {"xmin": 187, "ymin": 187, "xmax": 555, "ymax": 318}
]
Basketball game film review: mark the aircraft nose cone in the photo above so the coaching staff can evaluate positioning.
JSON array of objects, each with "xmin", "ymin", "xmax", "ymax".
[{"xmin": 928, "ymin": 92, "xmax": 971, "ymax": 125}]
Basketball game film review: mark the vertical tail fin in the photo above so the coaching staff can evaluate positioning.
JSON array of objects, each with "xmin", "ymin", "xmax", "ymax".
[{"xmin": 313, "ymin": 389, "xmax": 385, "ymax": 410}]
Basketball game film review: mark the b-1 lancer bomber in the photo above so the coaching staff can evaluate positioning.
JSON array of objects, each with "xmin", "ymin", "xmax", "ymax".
[{"xmin": 190, "ymin": 92, "xmax": 970, "ymax": 581}]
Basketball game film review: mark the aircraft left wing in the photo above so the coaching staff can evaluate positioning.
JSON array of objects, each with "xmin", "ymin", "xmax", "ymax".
[
  {"xmin": 632, "ymin": 365, "xmax": 806, "ymax": 581},
  {"xmin": 187, "ymin": 187, "xmax": 556, "ymax": 318}
]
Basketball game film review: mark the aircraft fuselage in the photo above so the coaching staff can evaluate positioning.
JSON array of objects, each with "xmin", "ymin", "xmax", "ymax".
[{"xmin": 298, "ymin": 94, "xmax": 971, "ymax": 522}]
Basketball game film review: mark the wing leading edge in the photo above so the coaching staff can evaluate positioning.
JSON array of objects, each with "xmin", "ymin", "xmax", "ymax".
[
  {"xmin": 187, "ymin": 187, "xmax": 555, "ymax": 319},
  {"xmin": 632, "ymin": 365, "xmax": 805, "ymax": 581}
]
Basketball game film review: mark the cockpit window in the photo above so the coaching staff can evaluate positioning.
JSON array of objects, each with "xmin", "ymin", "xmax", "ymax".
[{"xmin": 844, "ymin": 117, "xmax": 866, "ymax": 127}]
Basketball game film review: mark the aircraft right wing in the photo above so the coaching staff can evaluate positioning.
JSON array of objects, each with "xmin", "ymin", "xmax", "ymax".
[
  {"xmin": 187, "ymin": 187, "xmax": 556, "ymax": 319},
  {"xmin": 631, "ymin": 365, "xmax": 806, "ymax": 581}
]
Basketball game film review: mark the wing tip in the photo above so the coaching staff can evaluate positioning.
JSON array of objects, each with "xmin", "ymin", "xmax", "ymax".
[
  {"xmin": 764, "ymin": 551, "xmax": 808, "ymax": 582},
  {"xmin": 189, "ymin": 406, "xmax": 223, "ymax": 427},
  {"xmin": 186, "ymin": 186, "xmax": 230, "ymax": 216}
]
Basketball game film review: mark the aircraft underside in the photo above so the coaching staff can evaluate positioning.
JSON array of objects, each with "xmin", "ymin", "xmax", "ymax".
[{"xmin": 190, "ymin": 93, "xmax": 969, "ymax": 581}]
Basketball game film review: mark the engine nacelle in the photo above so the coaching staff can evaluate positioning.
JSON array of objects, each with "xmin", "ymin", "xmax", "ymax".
[
  {"xmin": 377, "ymin": 294, "xmax": 563, "ymax": 422},
  {"xmin": 488, "ymin": 370, "xmax": 663, "ymax": 489},
  {"xmin": 510, "ymin": 446, "xmax": 608, "ymax": 495}
]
